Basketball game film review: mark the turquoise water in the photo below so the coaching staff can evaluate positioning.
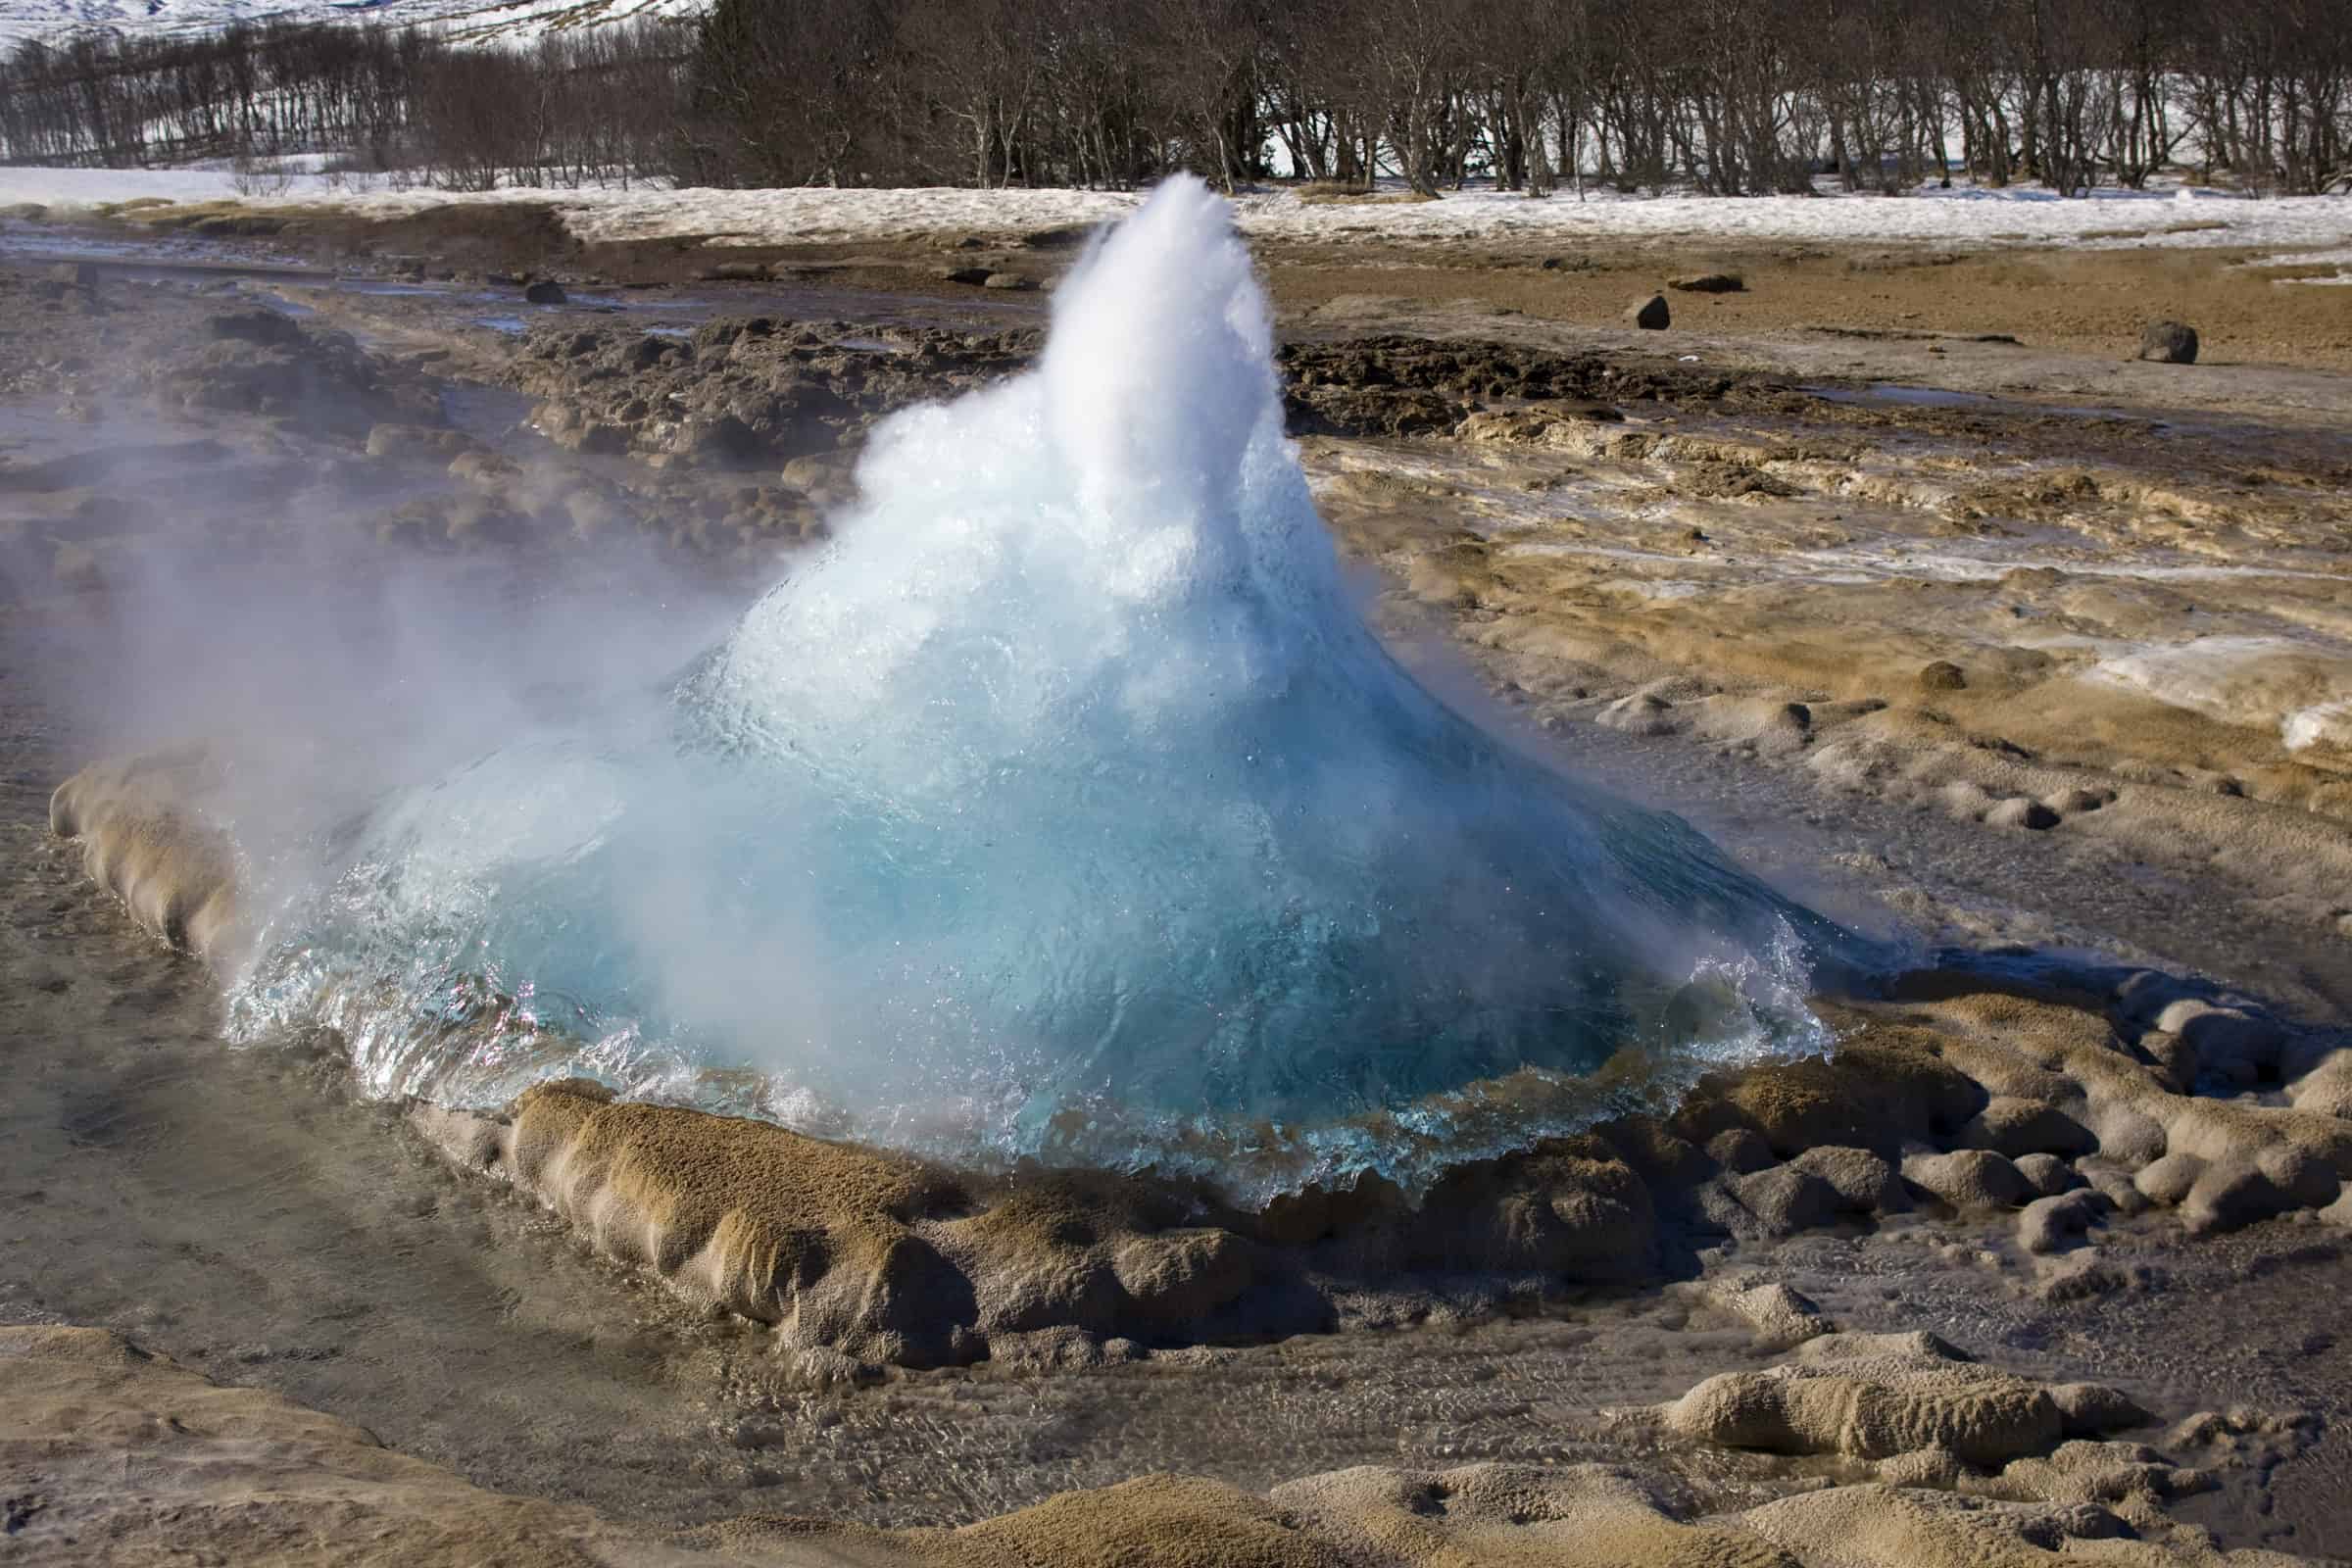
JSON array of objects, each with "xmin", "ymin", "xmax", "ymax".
[{"xmin": 228, "ymin": 178, "xmax": 1857, "ymax": 1200}]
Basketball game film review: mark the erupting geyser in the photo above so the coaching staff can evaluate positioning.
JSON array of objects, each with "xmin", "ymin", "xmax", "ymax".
[{"xmin": 232, "ymin": 177, "xmax": 1859, "ymax": 1199}]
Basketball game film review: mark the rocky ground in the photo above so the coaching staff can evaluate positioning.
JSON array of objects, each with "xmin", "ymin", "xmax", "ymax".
[{"xmin": 3, "ymin": 207, "xmax": 2352, "ymax": 1565}]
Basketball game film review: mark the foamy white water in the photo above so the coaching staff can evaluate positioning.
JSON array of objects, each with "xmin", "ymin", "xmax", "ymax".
[{"xmin": 229, "ymin": 177, "xmax": 1855, "ymax": 1199}]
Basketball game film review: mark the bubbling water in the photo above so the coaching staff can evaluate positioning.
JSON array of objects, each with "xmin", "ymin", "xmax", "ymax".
[{"xmin": 229, "ymin": 177, "xmax": 1859, "ymax": 1200}]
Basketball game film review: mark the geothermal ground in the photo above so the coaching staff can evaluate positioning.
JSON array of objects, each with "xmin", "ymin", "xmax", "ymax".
[{"xmin": 3, "ymin": 194, "xmax": 2352, "ymax": 1566}]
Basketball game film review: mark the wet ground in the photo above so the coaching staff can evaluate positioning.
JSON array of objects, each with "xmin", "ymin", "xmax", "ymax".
[{"xmin": 4, "ymin": 220, "xmax": 2352, "ymax": 1560}]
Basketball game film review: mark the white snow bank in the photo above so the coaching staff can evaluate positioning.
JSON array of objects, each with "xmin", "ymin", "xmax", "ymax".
[
  {"xmin": 3, "ymin": 167, "xmax": 2347, "ymax": 258},
  {"xmin": 2089, "ymin": 636, "xmax": 2352, "ymax": 736},
  {"xmin": 0, "ymin": 0, "xmax": 696, "ymax": 49}
]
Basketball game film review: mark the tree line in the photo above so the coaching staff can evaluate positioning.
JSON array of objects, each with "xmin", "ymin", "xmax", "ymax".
[
  {"xmin": 0, "ymin": 19, "xmax": 687, "ymax": 189},
  {"xmin": 5, "ymin": 0, "xmax": 2347, "ymax": 198},
  {"xmin": 679, "ymin": 0, "xmax": 2348, "ymax": 197}
]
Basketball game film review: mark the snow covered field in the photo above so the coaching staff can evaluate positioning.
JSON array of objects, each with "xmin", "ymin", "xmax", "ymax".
[
  {"xmin": 3, "ymin": 166, "xmax": 2348, "ymax": 263},
  {"xmin": 0, "ymin": 0, "xmax": 692, "ymax": 47}
]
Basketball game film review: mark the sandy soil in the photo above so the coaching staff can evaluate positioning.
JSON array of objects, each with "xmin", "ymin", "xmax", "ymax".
[{"xmin": 4, "ymin": 209, "xmax": 2352, "ymax": 1566}]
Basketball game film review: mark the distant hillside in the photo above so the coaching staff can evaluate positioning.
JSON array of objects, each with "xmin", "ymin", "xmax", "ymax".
[{"xmin": 0, "ymin": 0, "xmax": 698, "ymax": 48}]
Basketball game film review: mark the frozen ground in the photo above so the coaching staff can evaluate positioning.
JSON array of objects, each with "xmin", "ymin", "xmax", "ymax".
[
  {"xmin": 4, "ymin": 165, "xmax": 2349, "ymax": 267},
  {"xmin": 0, "ymin": 0, "xmax": 693, "ymax": 47}
]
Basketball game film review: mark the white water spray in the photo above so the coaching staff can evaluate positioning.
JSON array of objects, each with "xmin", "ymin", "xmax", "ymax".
[{"xmin": 230, "ymin": 178, "xmax": 1852, "ymax": 1200}]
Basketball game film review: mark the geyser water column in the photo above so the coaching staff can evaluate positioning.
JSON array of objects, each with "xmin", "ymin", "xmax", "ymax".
[{"xmin": 229, "ymin": 176, "xmax": 1858, "ymax": 1200}]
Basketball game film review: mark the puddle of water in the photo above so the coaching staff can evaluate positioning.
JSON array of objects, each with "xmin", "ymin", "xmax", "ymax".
[
  {"xmin": 1803, "ymin": 381, "xmax": 2144, "ymax": 425},
  {"xmin": 1803, "ymin": 382, "xmax": 1994, "ymax": 410},
  {"xmin": 474, "ymin": 316, "xmax": 529, "ymax": 335},
  {"xmin": 0, "ymin": 230, "xmax": 297, "ymax": 270}
]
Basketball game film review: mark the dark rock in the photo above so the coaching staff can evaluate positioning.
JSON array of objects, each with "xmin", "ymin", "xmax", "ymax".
[
  {"xmin": 1725, "ymin": 1165, "xmax": 1838, "ymax": 1237},
  {"xmin": 1985, "ymin": 797, "xmax": 2060, "ymax": 831},
  {"xmin": 2018, "ymin": 1190, "xmax": 2110, "ymax": 1253},
  {"xmin": 2182, "ymin": 1159, "xmax": 2300, "ymax": 1234},
  {"xmin": 1627, "ymin": 293, "xmax": 1671, "ymax": 329},
  {"xmin": 702, "ymin": 261, "xmax": 771, "ymax": 282},
  {"xmin": 523, "ymin": 279, "xmax": 568, "ymax": 306},
  {"xmin": 1669, "ymin": 272, "xmax": 1745, "ymax": 293},
  {"xmin": 936, "ymin": 266, "xmax": 994, "ymax": 286},
  {"xmin": 703, "ymin": 316, "xmax": 775, "ymax": 348},
  {"xmin": 1918, "ymin": 660, "xmax": 1966, "ymax": 691},
  {"xmin": 1963, "ymin": 1097, "xmax": 2097, "ymax": 1159},
  {"xmin": 205, "ymin": 309, "xmax": 306, "ymax": 348},
  {"xmin": 2011, "ymin": 1153, "xmax": 2082, "ymax": 1199},
  {"xmin": 2137, "ymin": 320, "xmax": 2198, "ymax": 365},
  {"xmin": 1902, "ymin": 1149, "xmax": 2029, "ymax": 1210},
  {"xmin": 188, "ymin": 214, "xmax": 286, "ymax": 238},
  {"xmin": 1788, "ymin": 1146, "xmax": 1907, "ymax": 1213}
]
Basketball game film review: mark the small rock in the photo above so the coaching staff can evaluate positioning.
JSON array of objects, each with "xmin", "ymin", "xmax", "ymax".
[
  {"xmin": 1668, "ymin": 272, "xmax": 1745, "ymax": 293},
  {"xmin": 2255, "ymin": 1144, "xmax": 2342, "ymax": 1210},
  {"xmin": 2112, "ymin": 968, "xmax": 2197, "ymax": 1027},
  {"xmin": 1964, "ymin": 1097, "xmax": 2096, "ymax": 1159},
  {"xmin": 523, "ymin": 279, "xmax": 568, "ymax": 305},
  {"xmin": 2086, "ymin": 1106, "xmax": 2167, "ymax": 1167},
  {"xmin": 1788, "ymin": 1146, "xmax": 1907, "ymax": 1213},
  {"xmin": 1726, "ymin": 1165, "xmax": 1838, "ymax": 1237},
  {"xmin": 1917, "ymin": 661, "xmax": 1967, "ymax": 691},
  {"xmin": 1713, "ymin": 1279, "xmax": 1831, "ymax": 1348},
  {"xmin": 2019, "ymin": 1190, "xmax": 2110, "ymax": 1254},
  {"xmin": 206, "ymin": 308, "xmax": 305, "ymax": 347},
  {"xmin": 982, "ymin": 272, "xmax": 1036, "ymax": 291},
  {"xmin": 2041, "ymin": 786, "xmax": 2111, "ymax": 815},
  {"xmin": 1903, "ymin": 1149, "xmax": 2029, "ymax": 1210},
  {"xmin": 2154, "ymin": 999, "xmax": 2284, "ymax": 1082},
  {"xmin": 2137, "ymin": 320, "xmax": 2198, "ymax": 365},
  {"xmin": 2180, "ymin": 1158, "xmax": 2320, "ymax": 1234},
  {"xmin": 702, "ymin": 260, "xmax": 771, "ymax": 282},
  {"xmin": 2134, "ymin": 1152, "xmax": 2205, "ymax": 1206},
  {"xmin": 2012, "ymin": 1153, "xmax": 2082, "ymax": 1199},
  {"xmin": 1626, "ymin": 293, "xmax": 1671, "ymax": 330},
  {"xmin": 1986, "ymin": 797, "xmax": 2060, "ymax": 830},
  {"xmin": 936, "ymin": 266, "xmax": 993, "ymax": 285}
]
